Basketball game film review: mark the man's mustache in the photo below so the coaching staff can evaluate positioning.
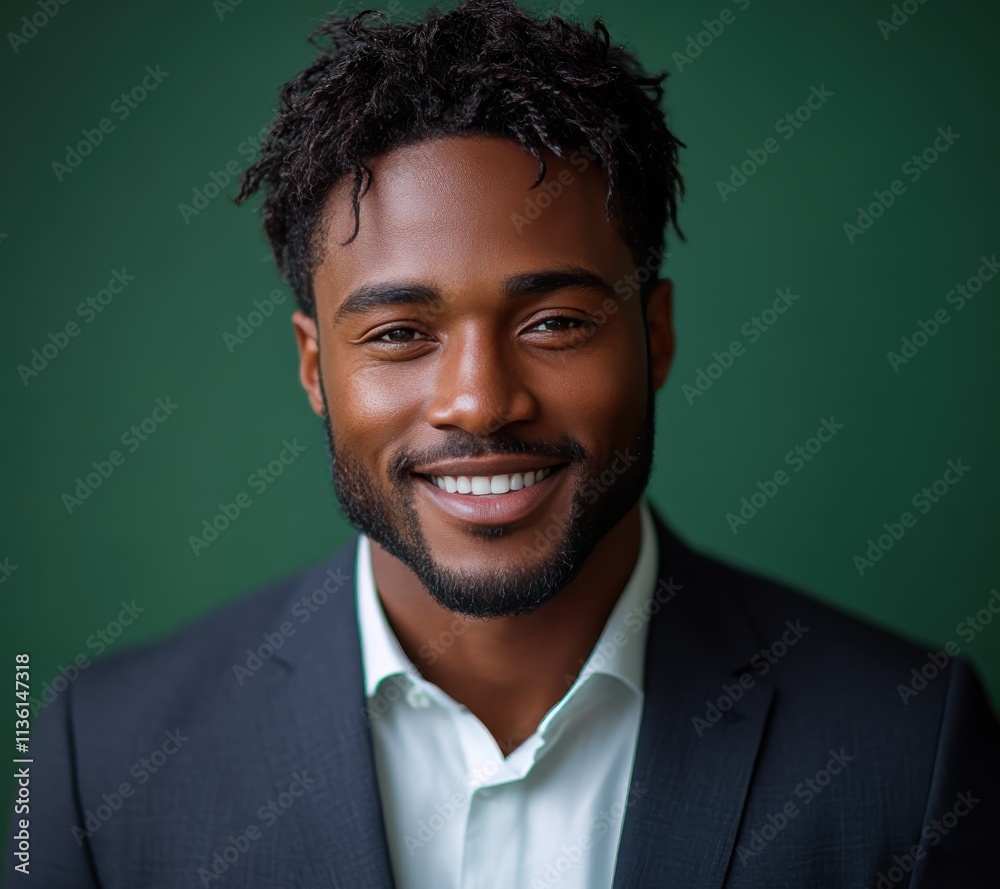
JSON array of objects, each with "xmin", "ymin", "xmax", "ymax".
[{"xmin": 389, "ymin": 434, "xmax": 589, "ymax": 481}]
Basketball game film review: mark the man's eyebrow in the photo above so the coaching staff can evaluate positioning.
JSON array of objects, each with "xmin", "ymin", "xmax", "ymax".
[
  {"xmin": 501, "ymin": 266, "xmax": 616, "ymax": 300},
  {"xmin": 333, "ymin": 265, "xmax": 616, "ymax": 324},
  {"xmin": 333, "ymin": 283, "xmax": 442, "ymax": 324}
]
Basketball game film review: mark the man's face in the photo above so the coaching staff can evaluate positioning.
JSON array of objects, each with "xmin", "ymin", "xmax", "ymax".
[{"xmin": 295, "ymin": 135, "xmax": 674, "ymax": 618}]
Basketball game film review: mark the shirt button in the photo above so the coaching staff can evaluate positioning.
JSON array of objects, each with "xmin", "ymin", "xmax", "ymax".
[{"xmin": 406, "ymin": 686, "xmax": 431, "ymax": 709}]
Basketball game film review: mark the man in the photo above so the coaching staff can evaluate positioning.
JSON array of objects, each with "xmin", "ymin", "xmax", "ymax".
[{"xmin": 9, "ymin": 0, "xmax": 997, "ymax": 886}]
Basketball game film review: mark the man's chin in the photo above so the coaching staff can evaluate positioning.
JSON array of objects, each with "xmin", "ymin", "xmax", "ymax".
[
  {"xmin": 414, "ymin": 558, "xmax": 581, "ymax": 619},
  {"xmin": 407, "ymin": 528, "xmax": 580, "ymax": 613}
]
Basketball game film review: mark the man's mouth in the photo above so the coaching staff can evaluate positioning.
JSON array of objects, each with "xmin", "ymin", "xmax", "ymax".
[
  {"xmin": 411, "ymin": 462, "xmax": 570, "ymax": 526},
  {"xmin": 424, "ymin": 466, "xmax": 555, "ymax": 495}
]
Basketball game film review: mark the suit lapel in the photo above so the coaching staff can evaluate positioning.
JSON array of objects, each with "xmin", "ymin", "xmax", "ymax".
[
  {"xmin": 252, "ymin": 539, "xmax": 396, "ymax": 889},
  {"xmin": 613, "ymin": 509, "xmax": 774, "ymax": 888}
]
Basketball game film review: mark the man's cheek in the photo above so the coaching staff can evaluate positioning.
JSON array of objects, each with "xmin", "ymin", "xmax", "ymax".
[{"xmin": 338, "ymin": 375, "xmax": 421, "ymax": 435}]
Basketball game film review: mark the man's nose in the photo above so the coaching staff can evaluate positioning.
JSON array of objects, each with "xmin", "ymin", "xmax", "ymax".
[{"xmin": 425, "ymin": 331, "xmax": 538, "ymax": 436}]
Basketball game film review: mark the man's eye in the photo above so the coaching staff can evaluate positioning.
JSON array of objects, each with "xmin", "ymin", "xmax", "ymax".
[
  {"xmin": 528, "ymin": 315, "xmax": 597, "ymax": 337},
  {"xmin": 529, "ymin": 317, "xmax": 596, "ymax": 334},
  {"xmin": 371, "ymin": 327, "xmax": 428, "ymax": 344}
]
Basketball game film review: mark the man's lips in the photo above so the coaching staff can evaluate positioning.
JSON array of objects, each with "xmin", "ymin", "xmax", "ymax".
[{"xmin": 412, "ymin": 462, "xmax": 569, "ymax": 526}]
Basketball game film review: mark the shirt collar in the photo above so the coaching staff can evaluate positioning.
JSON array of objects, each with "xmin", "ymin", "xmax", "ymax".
[
  {"xmin": 355, "ymin": 533, "xmax": 417, "ymax": 699},
  {"xmin": 355, "ymin": 497, "xmax": 659, "ymax": 700}
]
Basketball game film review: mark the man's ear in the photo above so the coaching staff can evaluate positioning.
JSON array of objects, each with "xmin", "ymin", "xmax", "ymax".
[
  {"xmin": 292, "ymin": 310, "xmax": 326, "ymax": 417},
  {"xmin": 645, "ymin": 278, "xmax": 675, "ymax": 391}
]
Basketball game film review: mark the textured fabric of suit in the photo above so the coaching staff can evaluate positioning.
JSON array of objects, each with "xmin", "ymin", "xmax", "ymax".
[{"xmin": 7, "ymin": 506, "xmax": 998, "ymax": 887}]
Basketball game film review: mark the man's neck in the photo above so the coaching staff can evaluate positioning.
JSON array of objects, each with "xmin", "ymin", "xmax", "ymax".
[{"xmin": 369, "ymin": 504, "xmax": 643, "ymax": 756}]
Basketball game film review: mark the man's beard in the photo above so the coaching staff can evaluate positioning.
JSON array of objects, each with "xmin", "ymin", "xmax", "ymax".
[{"xmin": 319, "ymin": 371, "xmax": 656, "ymax": 619}]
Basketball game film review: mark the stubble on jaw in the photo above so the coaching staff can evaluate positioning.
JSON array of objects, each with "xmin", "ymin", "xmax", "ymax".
[{"xmin": 316, "ymin": 371, "xmax": 656, "ymax": 619}]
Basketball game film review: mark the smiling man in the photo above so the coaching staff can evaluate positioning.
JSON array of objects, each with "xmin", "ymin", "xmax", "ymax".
[
  {"xmin": 9, "ymin": 1, "xmax": 998, "ymax": 887},
  {"xmin": 293, "ymin": 133, "xmax": 670, "ymax": 766}
]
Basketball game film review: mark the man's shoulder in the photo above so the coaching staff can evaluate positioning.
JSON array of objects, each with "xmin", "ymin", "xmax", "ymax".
[
  {"xmin": 677, "ymin": 534, "xmax": 976, "ymax": 717},
  {"xmin": 649, "ymin": 527, "xmax": 999, "ymax": 882},
  {"xmin": 703, "ymin": 543, "xmax": 923, "ymax": 659},
  {"xmin": 74, "ymin": 535, "xmax": 359, "ymax": 710}
]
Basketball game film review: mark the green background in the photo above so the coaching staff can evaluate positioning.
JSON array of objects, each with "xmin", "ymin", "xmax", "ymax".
[{"xmin": 2, "ymin": 0, "xmax": 998, "ymax": 849}]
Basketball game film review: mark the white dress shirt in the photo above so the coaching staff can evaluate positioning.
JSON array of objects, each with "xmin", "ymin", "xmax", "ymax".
[{"xmin": 355, "ymin": 498, "xmax": 659, "ymax": 889}]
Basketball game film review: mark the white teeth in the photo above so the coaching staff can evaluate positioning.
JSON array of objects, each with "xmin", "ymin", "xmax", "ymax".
[{"xmin": 429, "ymin": 467, "xmax": 553, "ymax": 495}]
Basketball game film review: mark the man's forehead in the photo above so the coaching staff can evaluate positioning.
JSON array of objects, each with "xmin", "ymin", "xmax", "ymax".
[{"xmin": 314, "ymin": 134, "xmax": 631, "ymax": 297}]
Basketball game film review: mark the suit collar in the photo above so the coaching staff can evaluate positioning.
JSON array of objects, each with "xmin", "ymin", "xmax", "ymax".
[{"xmin": 251, "ymin": 541, "xmax": 397, "ymax": 888}]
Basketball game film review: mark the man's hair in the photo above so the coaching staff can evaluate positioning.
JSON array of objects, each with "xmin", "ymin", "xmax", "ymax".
[{"xmin": 237, "ymin": 0, "xmax": 685, "ymax": 317}]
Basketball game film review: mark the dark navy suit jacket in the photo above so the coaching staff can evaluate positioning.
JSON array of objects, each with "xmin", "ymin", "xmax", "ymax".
[{"xmin": 7, "ymin": 506, "xmax": 998, "ymax": 886}]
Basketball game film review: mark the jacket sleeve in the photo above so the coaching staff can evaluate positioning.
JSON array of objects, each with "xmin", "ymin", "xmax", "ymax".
[
  {"xmin": 910, "ymin": 657, "xmax": 1000, "ymax": 887},
  {"xmin": 5, "ymin": 683, "xmax": 101, "ymax": 887}
]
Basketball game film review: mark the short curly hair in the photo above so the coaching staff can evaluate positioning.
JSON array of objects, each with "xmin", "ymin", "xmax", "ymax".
[{"xmin": 237, "ymin": 0, "xmax": 685, "ymax": 317}]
